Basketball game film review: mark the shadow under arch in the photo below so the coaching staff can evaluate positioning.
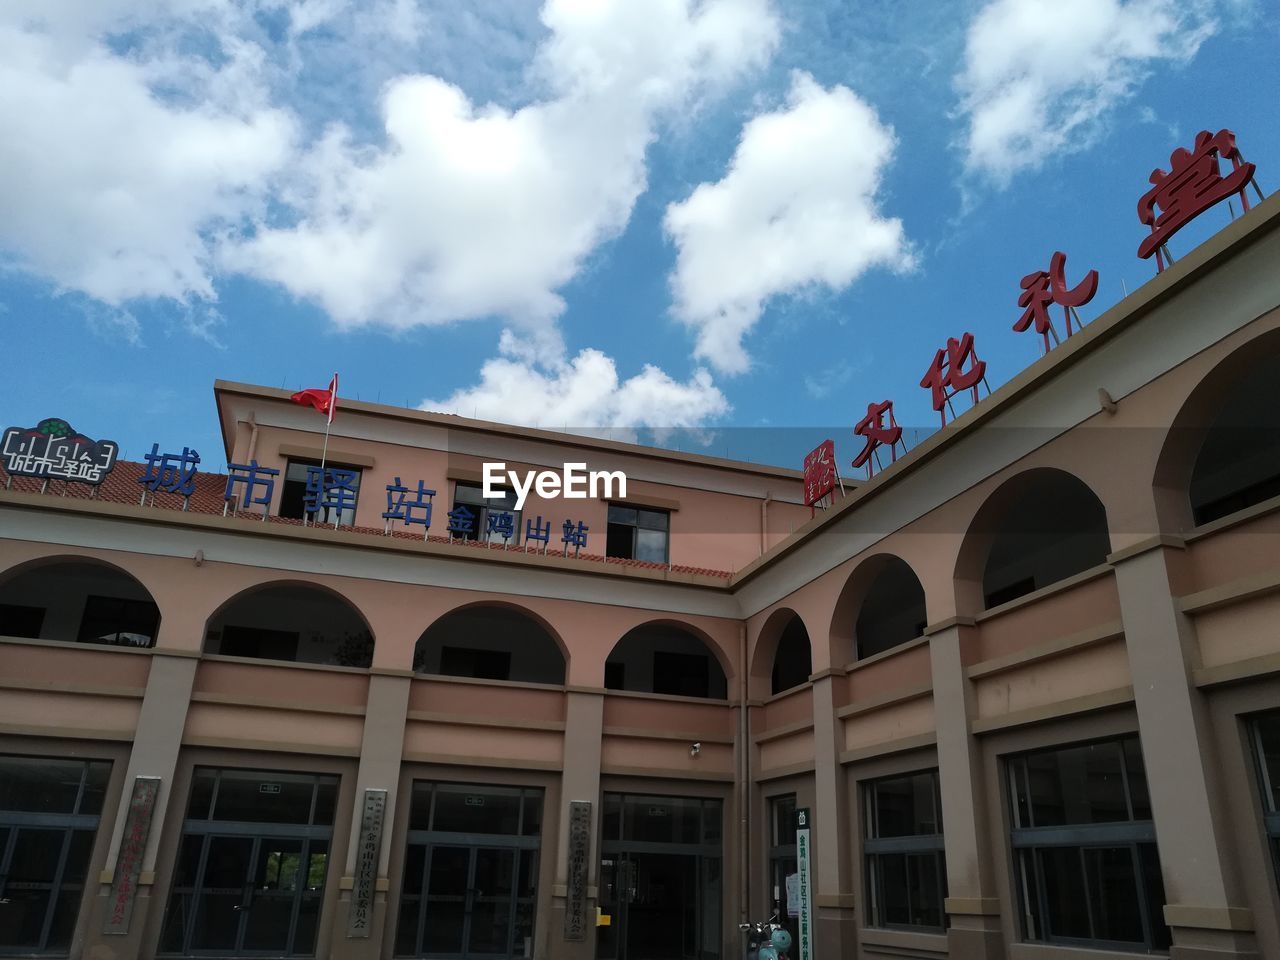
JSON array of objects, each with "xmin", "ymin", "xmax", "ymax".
[
  {"xmin": 750, "ymin": 607, "xmax": 812, "ymax": 697},
  {"xmin": 0, "ymin": 553, "xmax": 162, "ymax": 648},
  {"xmin": 1153, "ymin": 327, "xmax": 1280, "ymax": 533},
  {"xmin": 203, "ymin": 579, "xmax": 375, "ymax": 667},
  {"xmin": 413, "ymin": 601, "xmax": 567, "ymax": 685},
  {"xmin": 829, "ymin": 553, "xmax": 928, "ymax": 664},
  {"xmin": 605, "ymin": 618, "xmax": 729, "ymax": 699},
  {"xmin": 954, "ymin": 467, "xmax": 1111, "ymax": 615}
]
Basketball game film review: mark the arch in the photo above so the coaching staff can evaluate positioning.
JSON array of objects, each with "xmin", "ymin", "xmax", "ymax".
[
  {"xmin": 0, "ymin": 554, "xmax": 161, "ymax": 648},
  {"xmin": 1153, "ymin": 328, "xmax": 1280, "ymax": 531},
  {"xmin": 605, "ymin": 620, "xmax": 729, "ymax": 699},
  {"xmin": 829, "ymin": 554, "xmax": 928, "ymax": 663},
  {"xmin": 203, "ymin": 580, "xmax": 375, "ymax": 667},
  {"xmin": 955, "ymin": 468, "xmax": 1111, "ymax": 612},
  {"xmin": 412, "ymin": 602, "xmax": 566, "ymax": 685},
  {"xmin": 751, "ymin": 608, "xmax": 813, "ymax": 696}
]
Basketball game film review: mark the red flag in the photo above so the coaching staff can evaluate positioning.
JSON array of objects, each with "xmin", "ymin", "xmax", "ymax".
[{"xmin": 291, "ymin": 374, "xmax": 338, "ymax": 423}]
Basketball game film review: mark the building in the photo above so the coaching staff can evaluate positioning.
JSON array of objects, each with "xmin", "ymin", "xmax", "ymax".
[{"xmin": 2, "ymin": 194, "xmax": 1280, "ymax": 960}]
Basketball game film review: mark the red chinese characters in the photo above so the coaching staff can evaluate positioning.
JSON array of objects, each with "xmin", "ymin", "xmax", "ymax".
[
  {"xmin": 852, "ymin": 400, "xmax": 904, "ymax": 478},
  {"xmin": 802, "ymin": 439, "xmax": 839, "ymax": 508},
  {"xmin": 1015, "ymin": 251, "xmax": 1099, "ymax": 353},
  {"xmin": 1138, "ymin": 129, "xmax": 1260, "ymax": 271},
  {"xmin": 921, "ymin": 333, "xmax": 987, "ymax": 427}
]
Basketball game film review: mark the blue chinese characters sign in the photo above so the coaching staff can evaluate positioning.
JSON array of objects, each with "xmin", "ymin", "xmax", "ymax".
[{"xmin": 1, "ymin": 417, "xmax": 119, "ymax": 485}]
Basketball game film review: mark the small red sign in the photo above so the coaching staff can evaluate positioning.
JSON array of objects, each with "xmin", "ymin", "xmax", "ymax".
[{"xmin": 802, "ymin": 439, "xmax": 839, "ymax": 507}]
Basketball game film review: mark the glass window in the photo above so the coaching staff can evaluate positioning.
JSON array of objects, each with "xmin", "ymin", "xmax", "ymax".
[
  {"xmin": 76, "ymin": 595, "xmax": 159, "ymax": 648},
  {"xmin": 452, "ymin": 482, "xmax": 522, "ymax": 545},
  {"xmin": 1249, "ymin": 711, "xmax": 1280, "ymax": 884},
  {"xmin": 864, "ymin": 770, "xmax": 946, "ymax": 932},
  {"xmin": 279, "ymin": 459, "xmax": 362, "ymax": 526},
  {"xmin": 606, "ymin": 504, "xmax": 669, "ymax": 563},
  {"xmin": 0, "ymin": 755, "xmax": 110, "ymax": 954},
  {"xmin": 1008, "ymin": 736, "xmax": 1171, "ymax": 952},
  {"xmin": 185, "ymin": 768, "xmax": 338, "ymax": 826},
  {"xmin": 768, "ymin": 795, "xmax": 799, "ymax": 946}
]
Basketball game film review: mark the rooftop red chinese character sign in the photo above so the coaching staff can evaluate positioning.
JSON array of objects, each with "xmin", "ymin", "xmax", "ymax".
[
  {"xmin": 1138, "ymin": 129, "xmax": 1263, "ymax": 272},
  {"xmin": 921, "ymin": 333, "xmax": 988, "ymax": 427},
  {"xmin": 802, "ymin": 439, "xmax": 840, "ymax": 508},
  {"xmin": 852, "ymin": 400, "xmax": 905, "ymax": 478},
  {"xmin": 1014, "ymin": 251, "xmax": 1099, "ymax": 354}
]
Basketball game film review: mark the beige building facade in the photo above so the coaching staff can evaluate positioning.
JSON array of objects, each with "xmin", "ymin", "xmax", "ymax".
[{"xmin": 3, "ymin": 195, "xmax": 1280, "ymax": 960}]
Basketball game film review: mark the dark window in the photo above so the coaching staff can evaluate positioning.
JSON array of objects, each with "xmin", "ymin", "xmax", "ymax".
[
  {"xmin": 652, "ymin": 651, "xmax": 709, "ymax": 698},
  {"xmin": 768, "ymin": 795, "xmax": 799, "ymax": 946},
  {"xmin": 438, "ymin": 645, "xmax": 512, "ymax": 681},
  {"xmin": 0, "ymin": 755, "xmax": 111, "ymax": 954},
  {"xmin": 218, "ymin": 625, "xmax": 301, "ymax": 662},
  {"xmin": 279, "ymin": 459, "xmax": 362, "ymax": 526},
  {"xmin": 606, "ymin": 505, "xmax": 669, "ymax": 563},
  {"xmin": 77, "ymin": 595, "xmax": 159, "ymax": 648},
  {"xmin": 451, "ymin": 483, "xmax": 522, "ymax": 545},
  {"xmin": 1248, "ymin": 711, "xmax": 1280, "ymax": 884},
  {"xmin": 1008, "ymin": 736, "xmax": 1170, "ymax": 952},
  {"xmin": 0, "ymin": 603, "xmax": 45, "ymax": 639},
  {"xmin": 864, "ymin": 770, "xmax": 946, "ymax": 932},
  {"xmin": 770, "ymin": 616, "xmax": 812, "ymax": 694},
  {"xmin": 604, "ymin": 661, "xmax": 625, "ymax": 690}
]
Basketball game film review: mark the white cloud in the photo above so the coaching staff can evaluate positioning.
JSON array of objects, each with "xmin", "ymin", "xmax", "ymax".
[
  {"xmin": 227, "ymin": 0, "xmax": 779, "ymax": 334},
  {"xmin": 664, "ymin": 71, "xmax": 913, "ymax": 375},
  {"xmin": 956, "ymin": 0, "xmax": 1218, "ymax": 185},
  {"xmin": 0, "ymin": 6, "xmax": 294, "ymax": 305},
  {"xmin": 419, "ymin": 332, "xmax": 729, "ymax": 431}
]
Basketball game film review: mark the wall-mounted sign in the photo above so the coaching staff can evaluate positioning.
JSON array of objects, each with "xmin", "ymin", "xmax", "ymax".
[
  {"xmin": 2, "ymin": 418, "xmax": 119, "ymax": 486},
  {"xmin": 794, "ymin": 807, "xmax": 813, "ymax": 960},
  {"xmin": 259, "ymin": 782, "xmax": 281, "ymax": 795},
  {"xmin": 103, "ymin": 776, "xmax": 160, "ymax": 935},
  {"xmin": 347, "ymin": 788, "xmax": 387, "ymax": 938},
  {"xmin": 802, "ymin": 439, "xmax": 840, "ymax": 508},
  {"xmin": 564, "ymin": 800, "xmax": 592, "ymax": 941}
]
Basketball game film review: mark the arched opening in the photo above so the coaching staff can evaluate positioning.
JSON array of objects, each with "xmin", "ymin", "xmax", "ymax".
[
  {"xmin": 769, "ymin": 614, "xmax": 812, "ymax": 695},
  {"xmin": 854, "ymin": 558, "xmax": 928, "ymax": 660},
  {"xmin": 413, "ymin": 605, "xmax": 566, "ymax": 684},
  {"xmin": 965, "ymin": 470, "xmax": 1111, "ymax": 610},
  {"xmin": 203, "ymin": 583, "xmax": 373, "ymax": 667},
  {"xmin": 1187, "ymin": 351, "xmax": 1280, "ymax": 525},
  {"xmin": 0, "ymin": 557, "xmax": 160, "ymax": 647},
  {"xmin": 605, "ymin": 623, "xmax": 728, "ymax": 699}
]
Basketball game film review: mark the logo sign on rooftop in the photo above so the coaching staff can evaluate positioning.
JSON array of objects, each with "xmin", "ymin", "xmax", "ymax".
[{"xmin": 2, "ymin": 417, "xmax": 119, "ymax": 486}]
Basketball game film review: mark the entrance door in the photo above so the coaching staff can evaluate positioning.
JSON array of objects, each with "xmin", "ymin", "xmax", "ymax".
[
  {"xmin": 597, "ymin": 853, "xmax": 719, "ymax": 960},
  {"xmin": 403, "ymin": 843, "xmax": 523, "ymax": 958}
]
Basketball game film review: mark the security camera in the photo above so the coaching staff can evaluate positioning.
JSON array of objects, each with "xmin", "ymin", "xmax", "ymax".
[{"xmin": 690, "ymin": 742, "xmax": 701, "ymax": 756}]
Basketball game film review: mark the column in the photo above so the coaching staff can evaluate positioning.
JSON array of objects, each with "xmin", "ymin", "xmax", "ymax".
[
  {"xmin": 1111, "ymin": 541, "xmax": 1259, "ymax": 959},
  {"xmin": 333, "ymin": 671, "xmax": 412, "ymax": 960},
  {"xmin": 550, "ymin": 689, "xmax": 604, "ymax": 960},
  {"xmin": 85, "ymin": 650, "xmax": 200, "ymax": 960},
  {"xmin": 809, "ymin": 674, "xmax": 858, "ymax": 955},
  {"xmin": 928, "ymin": 621, "xmax": 1004, "ymax": 960}
]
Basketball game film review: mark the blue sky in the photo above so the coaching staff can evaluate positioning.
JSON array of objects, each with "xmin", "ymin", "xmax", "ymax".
[{"xmin": 1, "ymin": 0, "xmax": 1277, "ymax": 471}]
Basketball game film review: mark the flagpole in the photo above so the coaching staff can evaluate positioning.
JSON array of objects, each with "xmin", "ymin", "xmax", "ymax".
[{"xmin": 321, "ymin": 373, "xmax": 337, "ymax": 528}]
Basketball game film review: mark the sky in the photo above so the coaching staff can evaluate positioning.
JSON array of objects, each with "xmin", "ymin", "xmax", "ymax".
[{"xmin": 1, "ymin": 0, "xmax": 1278, "ymax": 471}]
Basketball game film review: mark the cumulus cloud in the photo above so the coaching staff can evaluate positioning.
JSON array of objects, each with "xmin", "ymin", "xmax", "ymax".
[
  {"xmin": 956, "ymin": 0, "xmax": 1218, "ymax": 185},
  {"xmin": 227, "ymin": 0, "xmax": 779, "ymax": 333},
  {"xmin": 419, "ymin": 332, "xmax": 729, "ymax": 431},
  {"xmin": 664, "ymin": 71, "xmax": 913, "ymax": 375},
  {"xmin": 0, "ymin": 3, "xmax": 294, "ymax": 305}
]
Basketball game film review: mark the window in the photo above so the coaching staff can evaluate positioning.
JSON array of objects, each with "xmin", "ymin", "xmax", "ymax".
[
  {"xmin": 606, "ymin": 505, "xmax": 669, "ymax": 563},
  {"xmin": 77, "ymin": 595, "xmax": 160, "ymax": 648},
  {"xmin": 1248, "ymin": 711, "xmax": 1280, "ymax": 882},
  {"xmin": 652, "ymin": 650, "xmax": 710, "ymax": 698},
  {"xmin": 451, "ymin": 483, "xmax": 521, "ymax": 545},
  {"xmin": 0, "ymin": 755, "xmax": 111, "ymax": 955},
  {"xmin": 279, "ymin": 459, "xmax": 362, "ymax": 526},
  {"xmin": 768, "ymin": 795, "xmax": 799, "ymax": 947},
  {"xmin": 439, "ymin": 645, "xmax": 512, "ymax": 681},
  {"xmin": 864, "ymin": 770, "xmax": 946, "ymax": 932},
  {"xmin": 0, "ymin": 603, "xmax": 45, "ymax": 639},
  {"xmin": 1008, "ymin": 736, "xmax": 1171, "ymax": 952}
]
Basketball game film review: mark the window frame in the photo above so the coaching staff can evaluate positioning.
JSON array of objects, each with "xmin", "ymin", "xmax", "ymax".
[
  {"xmin": 278, "ymin": 457, "xmax": 363, "ymax": 527},
  {"xmin": 605, "ymin": 504, "xmax": 670, "ymax": 564},
  {"xmin": 1005, "ymin": 735, "xmax": 1170, "ymax": 953},
  {"xmin": 862, "ymin": 768, "xmax": 947, "ymax": 933},
  {"xmin": 451, "ymin": 482, "xmax": 522, "ymax": 546},
  {"xmin": 1247, "ymin": 711, "xmax": 1280, "ymax": 884}
]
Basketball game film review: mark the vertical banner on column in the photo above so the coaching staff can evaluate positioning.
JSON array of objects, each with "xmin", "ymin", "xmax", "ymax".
[
  {"xmin": 564, "ymin": 800, "xmax": 592, "ymax": 941},
  {"xmin": 103, "ymin": 776, "xmax": 161, "ymax": 935},
  {"xmin": 795, "ymin": 807, "xmax": 813, "ymax": 960},
  {"xmin": 347, "ymin": 788, "xmax": 387, "ymax": 938}
]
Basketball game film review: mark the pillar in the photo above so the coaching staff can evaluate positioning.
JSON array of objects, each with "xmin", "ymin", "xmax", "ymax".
[
  {"xmin": 809, "ymin": 674, "xmax": 858, "ymax": 955},
  {"xmin": 550, "ymin": 689, "xmax": 604, "ymax": 960}
]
